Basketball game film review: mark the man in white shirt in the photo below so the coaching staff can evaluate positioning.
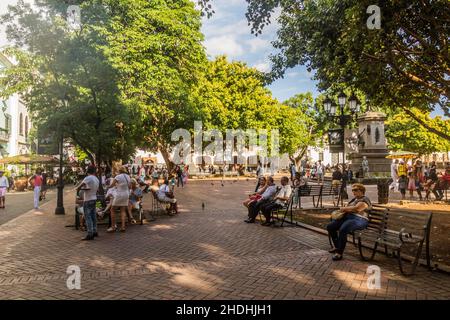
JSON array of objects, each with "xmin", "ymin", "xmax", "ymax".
[
  {"xmin": 157, "ymin": 179, "xmax": 178, "ymax": 214},
  {"xmin": 260, "ymin": 177, "xmax": 292, "ymax": 226},
  {"xmin": 245, "ymin": 176, "xmax": 277, "ymax": 223},
  {"xmin": 76, "ymin": 166, "xmax": 99, "ymax": 241},
  {"xmin": 0, "ymin": 171, "xmax": 9, "ymax": 209},
  {"xmin": 317, "ymin": 160, "xmax": 325, "ymax": 184},
  {"xmin": 390, "ymin": 160, "xmax": 398, "ymax": 190}
]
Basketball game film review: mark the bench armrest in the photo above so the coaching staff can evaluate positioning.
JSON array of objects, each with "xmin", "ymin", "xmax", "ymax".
[{"xmin": 398, "ymin": 227, "xmax": 424, "ymax": 244}]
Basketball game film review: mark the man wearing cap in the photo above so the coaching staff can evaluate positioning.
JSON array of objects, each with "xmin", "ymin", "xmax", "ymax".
[{"xmin": 0, "ymin": 171, "xmax": 9, "ymax": 209}]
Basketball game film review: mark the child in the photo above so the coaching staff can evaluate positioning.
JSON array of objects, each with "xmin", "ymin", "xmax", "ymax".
[
  {"xmin": 398, "ymin": 175, "xmax": 407, "ymax": 200},
  {"xmin": 169, "ymin": 175, "xmax": 176, "ymax": 192}
]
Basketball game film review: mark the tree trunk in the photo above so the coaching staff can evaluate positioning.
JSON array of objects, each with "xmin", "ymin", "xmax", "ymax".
[{"xmin": 160, "ymin": 145, "xmax": 174, "ymax": 172}]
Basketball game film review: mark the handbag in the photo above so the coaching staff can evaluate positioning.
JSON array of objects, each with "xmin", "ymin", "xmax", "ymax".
[{"xmin": 331, "ymin": 210, "xmax": 346, "ymax": 220}]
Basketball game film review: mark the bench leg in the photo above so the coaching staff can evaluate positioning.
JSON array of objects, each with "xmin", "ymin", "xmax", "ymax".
[
  {"xmin": 398, "ymin": 241, "xmax": 424, "ymax": 276},
  {"xmin": 357, "ymin": 237, "xmax": 378, "ymax": 261}
]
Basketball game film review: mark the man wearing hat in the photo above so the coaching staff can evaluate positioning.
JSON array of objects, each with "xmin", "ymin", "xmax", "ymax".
[{"xmin": 0, "ymin": 170, "xmax": 9, "ymax": 209}]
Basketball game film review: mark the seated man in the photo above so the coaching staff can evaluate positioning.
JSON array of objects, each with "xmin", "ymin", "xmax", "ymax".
[
  {"xmin": 157, "ymin": 179, "xmax": 178, "ymax": 214},
  {"xmin": 245, "ymin": 176, "xmax": 277, "ymax": 223},
  {"xmin": 260, "ymin": 176, "xmax": 292, "ymax": 226},
  {"xmin": 326, "ymin": 183, "xmax": 371, "ymax": 261},
  {"xmin": 128, "ymin": 178, "xmax": 143, "ymax": 223}
]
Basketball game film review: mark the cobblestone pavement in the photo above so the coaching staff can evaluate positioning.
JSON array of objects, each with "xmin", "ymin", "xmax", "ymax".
[
  {"xmin": 0, "ymin": 178, "xmax": 449, "ymax": 300},
  {"xmin": 0, "ymin": 188, "xmax": 57, "ymax": 226}
]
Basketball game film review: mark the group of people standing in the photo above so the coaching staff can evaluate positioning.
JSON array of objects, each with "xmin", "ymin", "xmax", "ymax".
[{"xmin": 390, "ymin": 160, "xmax": 450, "ymax": 200}]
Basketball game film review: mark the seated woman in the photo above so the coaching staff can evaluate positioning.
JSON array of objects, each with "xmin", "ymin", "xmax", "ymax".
[
  {"xmin": 243, "ymin": 177, "xmax": 267, "ymax": 208},
  {"xmin": 98, "ymin": 182, "xmax": 116, "ymax": 218},
  {"xmin": 326, "ymin": 183, "xmax": 371, "ymax": 261},
  {"xmin": 157, "ymin": 179, "xmax": 178, "ymax": 214},
  {"xmin": 127, "ymin": 178, "xmax": 143, "ymax": 223}
]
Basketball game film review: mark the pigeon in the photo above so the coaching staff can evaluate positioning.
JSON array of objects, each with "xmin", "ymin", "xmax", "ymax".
[
  {"xmin": 202, "ymin": 202, "xmax": 205, "ymax": 210},
  {"xmin": 211, "ymin": 182, "xmax": 214, "ymax": 185}
]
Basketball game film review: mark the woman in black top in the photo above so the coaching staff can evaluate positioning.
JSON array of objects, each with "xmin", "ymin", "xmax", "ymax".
[{"xmin": 327, "ymin": 183, "xmax": 371, "ymax": 261}]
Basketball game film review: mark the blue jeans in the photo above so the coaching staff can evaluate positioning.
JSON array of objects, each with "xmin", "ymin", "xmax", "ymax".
[
  {"xmin": 83, "ymin": 200, "xmax": 97, "ymax": 237},
  {"xmin": 327, "ymin": 214, "xmax": 369, "ymax": 254}
]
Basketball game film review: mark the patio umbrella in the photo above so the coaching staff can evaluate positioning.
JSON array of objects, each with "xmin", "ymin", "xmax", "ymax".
[
  {"xmin": 385, "ymin": 151, "xmax": 419, "ymax": 159},
  {"xmin": 0, "ymin": 154, "xmax": 59, "ymax": 164}
]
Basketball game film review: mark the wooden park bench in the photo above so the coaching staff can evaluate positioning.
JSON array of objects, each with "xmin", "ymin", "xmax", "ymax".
[
  {"xmin": 258, "ymin": 189, "xmax": 296, "ymax": 227},
  {"xmin": 298, "ymin": 183, "xmax": 343, "ymax": 209},
  {"xmin": 356, "ymin": 208, "xmax": 432, "ymax": 275}
]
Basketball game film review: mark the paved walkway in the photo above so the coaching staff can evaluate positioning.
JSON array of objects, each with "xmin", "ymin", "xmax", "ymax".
[
  {"xmin": 0, "ymin": 179, "xmax": 449, "ymax": 300},
  {"xmin": 0, "ymin": 188, "xmax": 57, "ymax": 226}
]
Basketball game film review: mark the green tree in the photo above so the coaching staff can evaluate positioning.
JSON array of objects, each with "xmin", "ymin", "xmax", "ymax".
[
  {"xmin": 198, "ymin": 56, "xmax": 311, "ymax": 160},
  {"xmin": 386, "ymin": 109, "xmax": 450, "ymax": 156},
  {"xmin": 99, "ymin": 0, "xmax": 208, "ymax": 170},
  {"xmin": 200, "ymin": 0, "xmax": 450, "ymax": 140},
  {"xmin": 0, "ymin": 0, "xmax": 142, "ymax": 165}
]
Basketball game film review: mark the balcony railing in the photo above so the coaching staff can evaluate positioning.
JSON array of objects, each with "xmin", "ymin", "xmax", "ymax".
[{"xmin": 0, "ymin": 129, "xmax": 10, "ymax": 141}]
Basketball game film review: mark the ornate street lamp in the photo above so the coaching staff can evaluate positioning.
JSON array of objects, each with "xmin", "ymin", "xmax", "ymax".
[
  {"xmin": 55, "ymin": 132, "xmax": 65, "ymax": 215},
  {"xmin": 324, "ymin": 92, "xmax": 361, "ymax": 167},
  {"xmin": 348, "ymin": 93, "xmax": 359, "ymax": 113}
]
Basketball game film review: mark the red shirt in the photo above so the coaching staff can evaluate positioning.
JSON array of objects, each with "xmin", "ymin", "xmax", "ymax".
[{"xmin": 34, "ymin": 175, "xmax": 43, "ymax": 187}]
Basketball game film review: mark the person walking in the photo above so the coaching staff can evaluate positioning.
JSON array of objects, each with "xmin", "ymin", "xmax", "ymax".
[
  {"xmin": 28, "ymin": 169, "xmax": 43, "ymax": 210},
  {"xmin": 76, "ymin": 165, "xmax": 100, "ymax": 240},
  {"xmin": 0, "ymin": 171, "xmax": 9, "ymax": 209}
]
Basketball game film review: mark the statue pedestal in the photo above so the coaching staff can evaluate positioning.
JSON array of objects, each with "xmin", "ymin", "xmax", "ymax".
[{"xmin": 349, "ymin": 111, "xmax": 391, "ymax": 181}]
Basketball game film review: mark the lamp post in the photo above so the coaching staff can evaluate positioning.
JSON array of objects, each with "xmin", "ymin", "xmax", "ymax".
[
  {"xmin": 54, "ymin": 133, "xmax": 65, "ymax": 215},
  {"xmin": 323, "ymin": 92, "xmax": 360, "ymax": 165}
]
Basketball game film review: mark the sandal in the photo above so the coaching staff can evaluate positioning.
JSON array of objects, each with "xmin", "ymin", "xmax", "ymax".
[
  {"xmin": 107, "ymin": 225, "xmax": 117, "ymax": 233},
  {"xmin": 120, "ymin": 227, "xmax": 126, "ymax": 232},
  {"xmin": 130, "ymin": 219, "xmax": 137, "ymax": 225}
]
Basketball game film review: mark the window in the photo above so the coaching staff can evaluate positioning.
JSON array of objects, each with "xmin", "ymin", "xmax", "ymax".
[
  {"xmin": 5, "ymin": 114, "xmax": 11, "ymax": 133},
  {"xmin": 25, "ymin": 116, "xmax": 29, "ymax": 138},
  {"xmin": 19, "ymin": 113, "xmax": 23, "ymax": 136}
]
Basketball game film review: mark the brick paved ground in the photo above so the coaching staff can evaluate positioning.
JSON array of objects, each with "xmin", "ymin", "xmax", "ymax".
[{"xmin": 0, "ymin": 178, "xmax": 449, "ymax": 300}]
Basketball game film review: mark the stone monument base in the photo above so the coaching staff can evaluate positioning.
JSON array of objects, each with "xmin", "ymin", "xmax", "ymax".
[{"xmin": 350, "ymin": 148, "xmax": 392, "ymax": 183}]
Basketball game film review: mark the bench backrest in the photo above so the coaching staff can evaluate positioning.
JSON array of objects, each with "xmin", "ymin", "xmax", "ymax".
[
  {"xmin": 298, "ymin": 184, "xmax": 322, "ymax": 196},
  {"xmin": 367, "ymin": 206, "xmax": 389, "ymax": 233},
  {"xmin": 321, "ymin": 183, "xmax": 342, "ymax": 196},
  {"xmin": 385, "ymin": 209, "xmax": 432, "ymax": 239}
]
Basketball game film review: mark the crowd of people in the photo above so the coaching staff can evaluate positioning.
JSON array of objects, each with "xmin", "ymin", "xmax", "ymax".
[
  {"xmin": 75, "ymin": 163, "xmax": 187, "ymax": 241},
  {"xmin": 390, "ymin": 160, "xmax": 450, "ymax": 201}
]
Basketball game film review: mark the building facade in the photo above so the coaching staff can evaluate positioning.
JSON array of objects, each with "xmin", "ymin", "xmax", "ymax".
[{"xmin": 0, "ymin": 53, "xmax": 32, "ymax": 158}]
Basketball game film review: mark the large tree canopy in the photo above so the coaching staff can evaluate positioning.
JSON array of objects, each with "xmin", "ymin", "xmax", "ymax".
[
  {"xmin": 386, "ymin": 108, "xmax": 450, "ymax": 156},
  {"xmin": 0, "ymin": 0, "xmax": 143, "ymax": 165},
  {"xmin": 201, "ymin": 0, "xmax": 449, "ymax": 139},
  {"xmin": 198, "ymin": 56, "xmax": 311, "ymax": 160}
]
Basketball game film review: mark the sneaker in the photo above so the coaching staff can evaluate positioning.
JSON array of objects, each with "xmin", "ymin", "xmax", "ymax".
[
  {"xmin": 81, "ymin": 235, "xmax": 94, "ymax": 241},
  {"xmin": 332, "ymin": 253, "xmax": 343, "ymax": 261},
  {"xmin": 93, "ymin": 232, "xmax": 99, "ymax": 238}
]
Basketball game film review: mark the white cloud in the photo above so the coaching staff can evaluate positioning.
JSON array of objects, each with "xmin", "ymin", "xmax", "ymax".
[
  {"xmin": 204, "ymin": 35, "xmax": 244, "ymax": 57},
  {"xmin": 253, "ymin": 62, "xmax": 270, "ymax": 73},
  {"xmin": 247, "ymin": 37, "xmax": 270, "ymax": 53}
]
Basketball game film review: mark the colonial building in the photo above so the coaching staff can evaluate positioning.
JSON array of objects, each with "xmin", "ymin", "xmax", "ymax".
[{"xmin": 0, "ymin": 52, "xmax": 32, "ymax": 158}]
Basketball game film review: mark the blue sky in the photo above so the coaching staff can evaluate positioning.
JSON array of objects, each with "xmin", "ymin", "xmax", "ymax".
[{"xmin": 201, "ymin": 0, "xmax": 318, "ymax": 103}]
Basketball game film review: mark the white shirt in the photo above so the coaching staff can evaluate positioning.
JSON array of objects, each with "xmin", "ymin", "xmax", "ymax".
[
  {"xmin": 257, "ymin": 165, "xmax": 265, "ymax": 177},
  {"xmin": 115, "ymin": 174, "xmax": 131, "ymax": 193},
  {"xmin": 0, "ymin": 176, "xmax": 9, "ymax": 188},
  {"xmin": 317, "ymin": 164, "xmax": 324, "ymax": 174},
  {"xmin": 275, "ymin": 184, "xmax": 292, "ymax": 206},
  {"xmin": 157, "ymin": 184, "xmax": 170, "ymax": 198},
  {"xmin": 260, "ymin": 184, "xmax": 277, "ymax": 200},
  {"xmin": 391, "ymin": 163, "xmax": 398, "ymax": 177},
  {"xmin": 81, "ymin": 175, "xmax": 99, "ymax": 202}
]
